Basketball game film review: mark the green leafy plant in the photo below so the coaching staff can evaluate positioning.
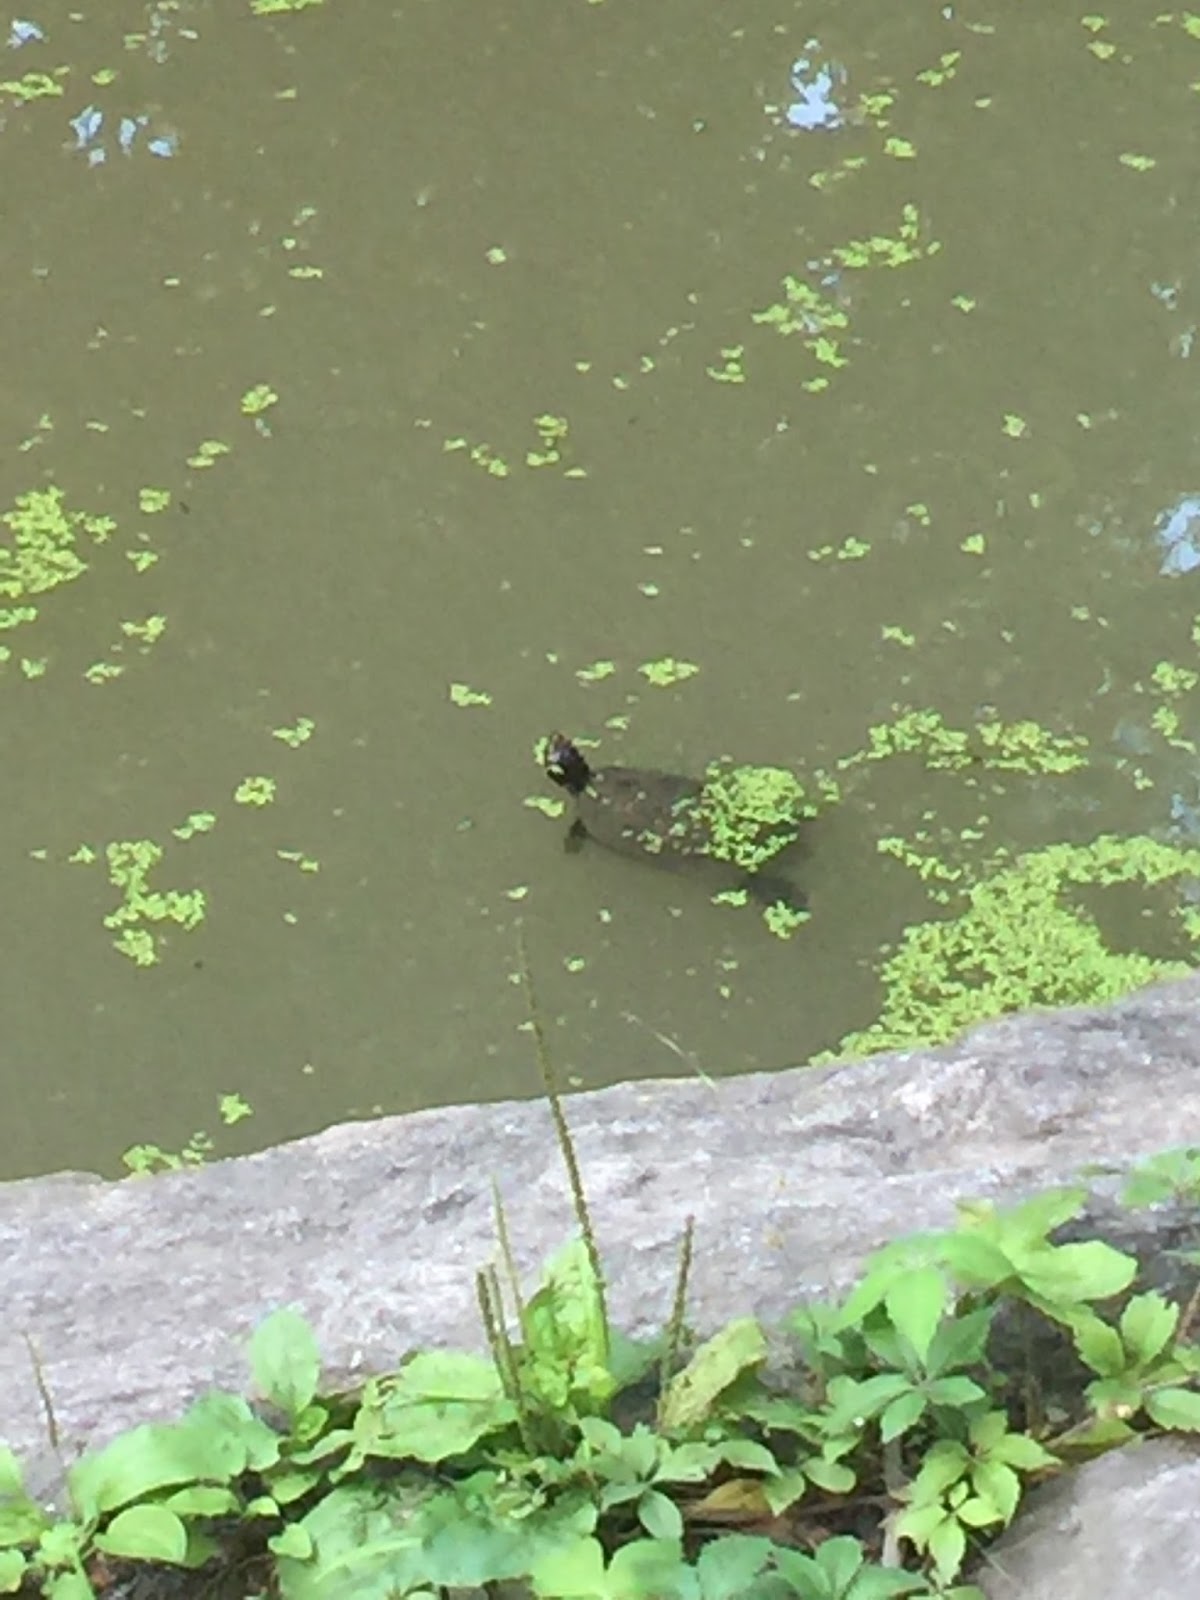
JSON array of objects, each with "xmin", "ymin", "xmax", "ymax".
[{"xmin": 5, "ymin": 1138, "xmax": 1200, "ymax": 1599}]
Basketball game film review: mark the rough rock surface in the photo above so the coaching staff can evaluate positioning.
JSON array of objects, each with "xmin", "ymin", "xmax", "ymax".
[
  {"xmin": 979, "ymin": 1438, "xmax": 1200, "ymax": 1600},
  {"xmin": 3, "ymin": 973, "xmax": 1200, "ymax": 1593}
]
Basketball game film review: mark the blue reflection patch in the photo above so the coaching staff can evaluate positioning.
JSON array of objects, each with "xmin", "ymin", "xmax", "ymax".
[
  {"xmin": 69, "ymin": 103, "xmax": 178, "ymax": 164},
  {"xmin": 1155, "ymin": 495, "xmax": 1200, "ymax": 577},
  {"xmin": 786, "ymin": 43, "xmax": 847, "ymax": 131}
]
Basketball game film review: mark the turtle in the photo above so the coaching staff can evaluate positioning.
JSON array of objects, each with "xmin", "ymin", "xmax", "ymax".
[{"xmin": 542, "ymin": 732, "xmax": 807, "ymax": 911}]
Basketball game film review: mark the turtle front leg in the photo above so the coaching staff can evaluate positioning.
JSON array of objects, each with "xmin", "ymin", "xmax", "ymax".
[{"xmin": 563, "ymin": 818, "xmax": 589, "ymax": 855}]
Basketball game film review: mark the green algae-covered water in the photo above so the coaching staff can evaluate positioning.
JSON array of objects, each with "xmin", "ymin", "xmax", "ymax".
[{"xmin": 3, "ymin": 3, "xmax": 1200, "ymax": 1177}]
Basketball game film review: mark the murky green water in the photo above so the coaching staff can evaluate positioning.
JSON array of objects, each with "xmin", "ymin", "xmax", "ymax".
[{"xmin": 3, "ymin": 3, "xmax": 1200, "ymax": 1178}]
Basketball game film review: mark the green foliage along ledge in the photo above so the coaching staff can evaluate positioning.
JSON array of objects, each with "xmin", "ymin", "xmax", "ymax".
[{"xmin": 3, "ymin": 1147, "xmax": 1200, "ymax": 1599}]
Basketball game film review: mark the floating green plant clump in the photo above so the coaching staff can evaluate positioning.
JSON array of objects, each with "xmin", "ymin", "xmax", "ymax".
[
  {"xmin": 694, "ymin": 759, "xmax": 837, "ymax": 872},
  {"xmin": 832, "ymin": 835, "xmax": 1200, "ymax": 1060},
  {"xmin": 843, "ymin": 707, "xmax": 1088, "ymax": 776},
  {"xmin": 0, "ymin": 486, "xmax": 115, "ymax": 652},
  {"xmin": 103, "ymin": 839, "xmax": 206, "ymax": 967}
]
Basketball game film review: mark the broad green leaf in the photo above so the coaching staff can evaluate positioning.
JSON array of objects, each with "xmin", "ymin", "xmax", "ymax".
[
  {"xmin": 928, "ymin": 1514, "xmax": 967, "ymax": 1581},
  {"xmin": 532, "ymin": 1536, "xmax": 605, "ymax": 1597},
  {"xmin": 1145, "ymin": 1387, "xmax": 1200, "ymax": 1431},
  {"xmin": 982, "ymin": 1187, "xmax": 1087, "ymax": 1247},
  {"xmin": 94, "ymin": 1504, "xmax": 188, "ymax": 1564},
  {"xmin": 814, "ymin": 1533, "xmax": 866, "ymax": 1589},
  {"xmin": 43, "ymin": 1572, "xmax": 93, "ymax": 1600},
  {"xmin": 925, "ymin": 1306, "xmax": 994, "ymax": 1374},
  {"xmin": 269, "ymin": 1467, "xmax": 325, "ymax": 1504},
  {"xmin": 0, "ymin": 1550, "xmax": 26, "ymax": 1593},
  {"xmin": 885, "ymin": 1268, "xmax": 948, "ymax": 1365},
  {"xmin": 986, "ymin": 1432, "xmax": 1058, "ymax": 1471},
  {"xmin": 824, "ymin": 1371, "xmax": 911, "ymax": 1433},
  {"xmin": 937, "ymin": 1232, "xmax": 1014, "ymax": 1288},
  {"xmin": 0, "ymin": 1451, "xmax": 24, "ymax": 1499},
  {"xmin": 1073, "ymin": 1314, "xmax": 1126, "ymax": 1377},
  {"xmin": 955, "ymin": 1495, "xmax": 1002, "ymax": 1529},
  {"xmin": 896, "ymin": 1501, "xmax": 945, "ymax": 1544},
  {"xmin": 695, "ymin": 1535, "xmax": 772, "ymax": 1600},
  {"xmin": 659, "ymin": 1318, "xmax": 767, "ymax": 1431},
  {"xmin": 364, "ymin": 1351, "xmax": 516, "ymax": 1463},
  {"xmin": 534, "ymin": 1529, "xmax": 684, "ymax": 1593},
  {"xmin": 268, "ymin": 1524, "xmax": 313, "ymax": 1560},
  {"xmin": 522, "ymin": 1236, "xmax": 612, "ymax": 1410},
  {"xmin": 966, "ymin": 1410, "xmax": 1007, "ymax": 1450},
  {"xmin": 910, "ymin": 1440, "xmax": 969, "ymax": 1499},
  {"xmin": 607, "ymin": 1538, "xmax": 686, "ymax": 1597},
  {"xmin": 384, "ymin": 1350, "xmax": 504, "ymax": 1403},
  {"xmin": 767, "ymin": 1546, "xmax": 824, "ymax": 1594},
  {"xmin": 1056, "ymin": 1414, "xmax": 1136, "ymax": 1452},
  {"xmin": 0, "ymin": 1499, "xmax": 47, "ymax": 1548},
  {"xmin": 185, "ymin": 1391, "xmax": 282, "ymax": 1472},
  {"xmin": 833, "ymin": 1267, "xmax": 899, "ymax": 1330},
  {"xmin": 580, "ymin": 1414, "xmax": 649, "ymax": 1471},
  {"xmin": 712, "ymin": 1438, "xmax": 779, "ymax": 1475},
  {"xmin": 924, "ymin": 1376, "xmax": 985, "ymax": 1409},
  {"xmin": 1122, "ymin": 1147, "xmax": 1200, "ymax": 1208},
  {"xmin": 655, "ymin": 1440, "xmax": 724, "ymax": 1483},
  {"xmin": 69, "ymin": 1412, "xmax": 247, "ymax": 1517},
  {"xmin": 638, "ymin": 1488, "xmax": 683, "ymax": 1541},
  {"xmin": 1120, "ymin": 1292, "xmax": 1178, "ymax": 1366},
  {"xmin": 36, "ymin": 1525, "xmax": 82, "ymax": 1567},
  {"xmin": 161, "ymin": 1484, "xmax": 240, "ymax": 1517},
  {"xmin": 881, "ymin": 1390, "xmax": 927, "ymax": 1441},
  {"xmin": 1086, "ymin": 1374, "xmax": 1144, "ymax": 1418},
  {"xmin": 848, "ymin": 1565, "xmax": 932, "ymax": 1598},
  {"xmin": 250, "ymin": 1309, "xmax": 321, "ymax": 1420},
  {"xmin": 607, "ymin": 1328, "xmax": 660, "ymax": 1391},
  {"xmin": 364, "ymin": 1394, "xmax": 517, "ymax": 1463},
  {"xmin": 763, "ymin": 1466, "xmax": 811, "ymax": 1514},
  {"xmin": 805, "ymin": 1456, "xmax": 857, "ymax": 1494},
  {"xmin": 970, "ymin": 1460, "xmax": 1019, "ymax": 1523},
  {"xmin": 833, "ymin": 1236, "xmax": 947, "ymax": 1330},
  {"xmin": 1017, "ymin": 1241, "xmax": 1136, "ymax": 1305}
]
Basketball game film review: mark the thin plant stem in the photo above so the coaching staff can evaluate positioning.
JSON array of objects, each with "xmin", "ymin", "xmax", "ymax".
[
  {"xmin": 657, "ymin": 1216, "xmax": 695, "ymax": 1426},
  {"xmin": 516, "ymin": 930, "xmax": 609, "ymax": 1357},
  {"xmin": 491, "ymin": 1178, "xmax": 529, "ymax": 1343},
  {"xmin": 23, "ymin": 1333, "xmax": 59, "ymax": 1453}
]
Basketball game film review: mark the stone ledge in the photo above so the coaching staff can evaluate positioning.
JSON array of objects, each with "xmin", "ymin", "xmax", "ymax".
[{"xmin": 3, "ymin": 971, "xmax": 1200, "ymax": 1518}]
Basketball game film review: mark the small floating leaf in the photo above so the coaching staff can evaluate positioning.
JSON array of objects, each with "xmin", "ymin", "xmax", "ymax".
[
  {"xmin": 449, "ymin": 682, "xmax": 492, "ymax": 707},
  {"xmin": 525, "ymin": 795, "xmax": 566, "ymax": 818},
  {"xmin": 639, "ymin": 657, "xmax": 700, "ymax": 687},
  {"xmin": 272, "ymin": 716, "xmax": 315, "ymax": 747},
  {"xmin": 576, "ymin": 660, "xmax": 616, "ymax": 684},
  {"xmin": 234, "ymin": 776, "xmax": 276, "ymax": 807},
  {"xmin": 241, "ymin": 383, "xmax": 279, "ymax": 417}
]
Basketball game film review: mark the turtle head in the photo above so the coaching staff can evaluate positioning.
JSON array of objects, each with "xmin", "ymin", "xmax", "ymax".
[{"xmin": 544, "ymin": 732, "xmax": 592, "ymax": 795}]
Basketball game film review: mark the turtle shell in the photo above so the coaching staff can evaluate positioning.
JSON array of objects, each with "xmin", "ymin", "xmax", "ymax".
[{"xmin": 573, "ymin": 761, "xmax": 710, "ymax": 861}]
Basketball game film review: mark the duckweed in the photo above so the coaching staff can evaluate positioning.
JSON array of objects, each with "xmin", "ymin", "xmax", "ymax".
[
  {"xmin": 638, "ymin": 657, "xmax": 699, "ymax": 687},
  {"xmin": 695, "ymin": 760, "xmax": 837, "ymax": 872},
  {"xmin": 0, "ymin": 487, "xmax": 115, "ymax": 645},
  {"xmin": 449, "ymin": 682, "xmax": 492, "ymax": 707},
  {"xmin": 272, "ymin": 715, "xmax": 316, "ymax": 746},
  {"xmin": 830, "ymin": 835, "xmax": 1200, "ymax": 1060},
  {"xmin": 103, "ymin": 839, "xmax": 206, "ymax": 967},
  {"xmin": 240, "ymin": 383, "xmax": 279, "ymax": 417},
  {"xmin": 234, "ymin": 776, "xmax": 277, "ymax": 806}
]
